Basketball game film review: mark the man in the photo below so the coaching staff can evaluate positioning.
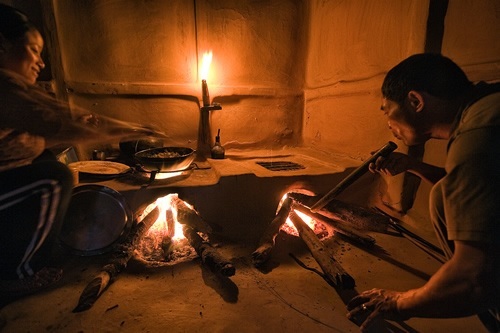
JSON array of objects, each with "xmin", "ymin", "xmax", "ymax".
[{"xmin": 346, "ymin": 53, "xmax": 500, "ymax": 332}]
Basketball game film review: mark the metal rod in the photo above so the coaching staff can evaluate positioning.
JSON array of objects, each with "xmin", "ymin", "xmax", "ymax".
[{"xmin": 310, "ymin": 141, "xmax": 397, "ymax": 213}]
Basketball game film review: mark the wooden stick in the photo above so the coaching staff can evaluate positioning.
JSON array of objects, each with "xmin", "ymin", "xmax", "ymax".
[
  {"xmin": 288, "ymin": 192, "xmax": 389, "ymax": 232},
  {"xmin": 288, "ymin": 207, "xmax": 355, "ymax": 289},
  {"xmin": 73, "ymin": 206, "xmax": 160, "ymax": 312},
  {"xmin": 291, "ymin": 200, "xmax": 375, "ymax": 248},
  {"xmin": 165, "ymin": 207, "xmax": 175, "ymax": 238},
  {"xmin": 251, "ymin": 197, "xmax": 293, "ymax": 267},
  {"xmin": 183, "ymin": 225, "xmax": 235, "ymax": 277}
]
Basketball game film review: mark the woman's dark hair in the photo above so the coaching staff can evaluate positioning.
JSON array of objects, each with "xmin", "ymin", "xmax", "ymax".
[
  {"xmin": 382, "ymin": 53, "xmax": 472, "ymax": 105},
  {"xmin": 0, "ymin": 3, "xmax": 37, "ymax": 42}
]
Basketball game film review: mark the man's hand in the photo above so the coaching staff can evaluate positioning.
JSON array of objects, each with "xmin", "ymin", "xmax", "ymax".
[
  {"xmin": 346, "ymin": 288, "xmax": 409, "ymax": 332},
  {"xmin": 368, "ymin": 152, "xmax": 413, "ymax": 176}
]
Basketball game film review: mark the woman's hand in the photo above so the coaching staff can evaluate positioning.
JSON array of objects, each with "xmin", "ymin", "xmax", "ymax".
[
  {"xmin": 77, "ymin": 113, "xmax": 100, "ymax": 127},
  {"xmin": 346, "ymin": 288, "xmax": 409, "ymax": 332}
]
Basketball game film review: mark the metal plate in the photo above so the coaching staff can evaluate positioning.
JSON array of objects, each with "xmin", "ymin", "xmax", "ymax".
[
  {"xmin": 59, "ymin": 185, "xmax": 133, "ymax": 256},
  {"xmin": 69, "ymin": 161, "xmax": 131, "ymax": 175}
]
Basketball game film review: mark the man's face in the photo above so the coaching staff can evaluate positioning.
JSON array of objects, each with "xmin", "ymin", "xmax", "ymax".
[
  {"xmin": 381, "ymin": 97, "xmax": 427, "ymax": 146},
  {"xmin": 1, "ymin": 29, "xmax": 45, "ymax": 84}
]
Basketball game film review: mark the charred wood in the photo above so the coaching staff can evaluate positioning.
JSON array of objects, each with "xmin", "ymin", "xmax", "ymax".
[
  {"xmin": 288, "ymin": 208, "xmax": 355, "ymax": 290},
  {"xmin": 73, "ymin": 206, "xmax": 160, "ymax": 313},
  {"xmin": 183, "ymin": 225, "xmax": 235, "ymax": 277},
  {"xmin": 173, "ymin": 196, "xmax": 213, "ymax": 234},
  {"xmin": 291, "ymin": 200, "xmax": 375, "ymax": 248},
  {"xmin": 288, "ymin": 192, "xmax": 389, "ymax": 232},
  {"xmin": 165, "ymin": 208, "xmax": 175, "ymax": 238},
  {"xmin": 251, "ymin": 197, "xmax": 293, "ymax": 267}
]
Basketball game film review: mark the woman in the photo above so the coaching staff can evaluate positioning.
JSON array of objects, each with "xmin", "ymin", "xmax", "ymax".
[{"xmin": 0, "ymin": 4, "xmax": 160, "ymax": 298}]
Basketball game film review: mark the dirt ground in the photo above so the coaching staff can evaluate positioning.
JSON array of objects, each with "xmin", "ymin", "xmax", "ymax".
[{"xmin": 0, "ymin": 228, "xmax": 487, "ymax": 333}]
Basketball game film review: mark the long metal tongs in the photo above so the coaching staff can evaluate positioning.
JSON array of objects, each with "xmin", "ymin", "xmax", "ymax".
[{"xmin": 373, "ymin": 207, "xmax": 446, "ymax": 263}]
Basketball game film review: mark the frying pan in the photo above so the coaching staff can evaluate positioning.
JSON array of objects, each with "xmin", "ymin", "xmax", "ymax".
[{"xmin": 134, "ymin": 146, "xmax": 196, "ymax": 174}]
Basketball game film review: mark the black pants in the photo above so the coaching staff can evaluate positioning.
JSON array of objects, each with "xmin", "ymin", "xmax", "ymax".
[{"xmin": 0, "ymin": 160, "xmax": 73, "ymax": 280}]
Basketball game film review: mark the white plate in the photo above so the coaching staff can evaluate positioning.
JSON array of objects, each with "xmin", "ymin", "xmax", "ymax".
[{"xmin": 69, "ymin": 161, "xmax": 131, "ymax": 175}]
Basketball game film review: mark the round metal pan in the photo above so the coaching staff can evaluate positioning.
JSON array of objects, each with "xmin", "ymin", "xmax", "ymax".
[
  {"xmin": 134, "ymin": 147, "xmax": 196, "ymax": 173},
  {"xmin": 59, "ymin": 184, "xmax": 134, "ymax": 256}
]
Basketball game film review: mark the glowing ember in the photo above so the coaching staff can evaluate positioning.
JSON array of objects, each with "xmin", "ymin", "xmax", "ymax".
[
  {"xmin": 277, "ymin": 193, "xmax": 329, "ymax": 238},
  {"xmin": 281, "ymin": 210, "xmax": 317, "ymax": 236}
]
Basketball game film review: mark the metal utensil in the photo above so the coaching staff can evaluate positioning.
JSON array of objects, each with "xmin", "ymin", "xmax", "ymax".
[{"xmin": 310, "ymin": 141, "xmax": 397, "ymax": 212}]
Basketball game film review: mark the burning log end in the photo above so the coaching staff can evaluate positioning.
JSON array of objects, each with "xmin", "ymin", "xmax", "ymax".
[
  {"xmin": 288, "ymin": 192, "xmax": 389, "ymax": 233},
  {"xmin": 290, "ymin": 200, "xmax": 376, "ymax": 248},
  {"xmin": 72, "ymin": 270, "xmax": 111, "ymax": 313},
  {"xmin": 251, "ymin": 197, "xmax": 293, "ymax": 267},
  {"xmin": 288, "ymin": 208, "xmax": 355, "ymax": 290},
  {"xmin": 183, "ymin": 225, "xmax": 235, "ymax": 277}
]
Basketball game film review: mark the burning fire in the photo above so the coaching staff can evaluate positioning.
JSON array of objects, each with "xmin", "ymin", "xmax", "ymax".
[
  {"xmin": 278, "ymin": 193, "xmax": 323, "ymax": 236},
  {"xmin": 144, "ymin": 194, "xmax": 185, "ymax": 241},
  {"xmin": 136, "ymin": 193, "xmax": 197, "ymax": 263},
  {"xmin": 151, "ymin": 171, "xmax": 184, "ymax": 180},
  {"xmin": 200, "ymin": 50, "xmax": 213, "ymax": 82}
]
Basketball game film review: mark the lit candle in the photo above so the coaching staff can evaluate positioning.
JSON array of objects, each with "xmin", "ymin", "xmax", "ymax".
[
  {"xmin": 200, "ymin": 51, "xmax": 213, "ymax": 107},
  {"xmin": 202, "ymin": 79, "xmax": 210, "ymax": 107}
]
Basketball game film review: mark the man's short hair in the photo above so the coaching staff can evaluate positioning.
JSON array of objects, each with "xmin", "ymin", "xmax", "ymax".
[{"xmin": 382, "ymin": 53, "xmax": 472, "ymax": 105}]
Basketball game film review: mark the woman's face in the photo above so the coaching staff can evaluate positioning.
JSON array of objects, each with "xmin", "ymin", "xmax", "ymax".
[{"xmin": 0, "ymin": 29, "xmax": 45, "ymax": 84}]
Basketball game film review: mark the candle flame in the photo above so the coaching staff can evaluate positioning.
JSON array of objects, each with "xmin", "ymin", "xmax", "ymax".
[{"xmin": 200, "ymin": 51, "xmax": 213, "ymax": 81}]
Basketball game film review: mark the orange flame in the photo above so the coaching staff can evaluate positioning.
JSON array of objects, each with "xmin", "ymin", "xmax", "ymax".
[
  {"xmin": 276, "ymin": 193, "xmax": 318, "ymax": 236},
  {"xmin": 142, "ymin": 193, "xmax": 186, "ymax": 240},
  {"xmin": 200, "ymin": 51, "xmax": 213, "ymax": 82},
  {"xmin": 281, "ymin": 210, "xmax": 317, "ymax": 236}
]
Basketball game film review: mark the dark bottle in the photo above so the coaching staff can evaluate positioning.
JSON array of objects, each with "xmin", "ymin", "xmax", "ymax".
[{"xmin": 211, "ymin": 129, "xmax": 225, "ymax": 159}]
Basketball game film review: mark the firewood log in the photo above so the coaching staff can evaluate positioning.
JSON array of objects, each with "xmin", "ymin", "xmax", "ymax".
[
  {"xmin": 183, "ymin": 225, "xmax": 235, "ymax": 277},
  {"xmin": 288, "ymin": 192, "xmax": 389, "ymax": 232},
  {"xmin": 73, "ymin": 206, "xmax": 160, "ymax": 313},
  {"xmin": 290, "ymin": 200, "xmax": 375, "ymax": 248},
  {"xmin": 288, "ymin": 208, "xmax": 355, "ymax": 289},
  {"xmin": 165, "ymin": 208, "xmax": 175, "ymax": 238},
  {"xmin": 172, "ymin": 196, "xmax": 212, "ymax": 234},
  {"xmin": 251, "ymin": 197, "xmax": 293, "ymax": 267}
]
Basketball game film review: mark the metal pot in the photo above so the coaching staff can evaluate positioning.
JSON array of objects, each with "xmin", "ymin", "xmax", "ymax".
[{"xmin": 134, "ymin": 146, "xmax": 196, "ymax": 173}]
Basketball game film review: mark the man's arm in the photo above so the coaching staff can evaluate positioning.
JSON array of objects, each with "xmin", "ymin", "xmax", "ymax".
[
  {"xmin": 347, "ymin": 240, "xmax": 498, "ymax": 331},
  {"xmin": 397, "ymin": 240, "xmax": 498, "ymax": 317},
  {"xmin": 369, "ymin": 152, "xmax": 445, "ymax": 184}
]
